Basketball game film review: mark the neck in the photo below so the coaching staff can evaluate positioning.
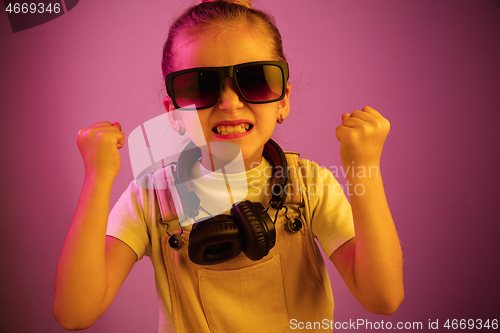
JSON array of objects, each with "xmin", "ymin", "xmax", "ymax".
[{"xmin": 199, "ymin": 144, "xmax": 263, "ymax": 172}]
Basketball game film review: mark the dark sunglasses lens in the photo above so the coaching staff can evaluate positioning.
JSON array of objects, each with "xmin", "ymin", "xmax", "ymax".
[
  {"xmin": 173, "ymin": 71, "xmax": 219, "ymax": 109},
  {"xmin": 236, "ymin": 65, "xmax": 284, "ymax": 102}
]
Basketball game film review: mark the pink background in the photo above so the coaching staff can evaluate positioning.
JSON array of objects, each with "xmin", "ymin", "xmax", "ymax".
[{"xmin": 1, "ymin": 0, "xmax": 499, "ymax": 332}]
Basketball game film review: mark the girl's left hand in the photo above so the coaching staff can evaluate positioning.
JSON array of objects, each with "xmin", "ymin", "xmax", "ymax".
[{"xmin": 335, "ymin": 106, "xmax": 390, "ymax": 167}]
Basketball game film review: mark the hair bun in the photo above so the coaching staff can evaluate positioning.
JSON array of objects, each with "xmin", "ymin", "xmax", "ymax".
[{"xmin": 200, "ymin": 0, "xmax": 252, "ymax": 8}]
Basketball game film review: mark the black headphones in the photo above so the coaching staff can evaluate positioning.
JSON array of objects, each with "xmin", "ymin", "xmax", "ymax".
[{"xmin": 171, "ymin": 139, "xmax": 289, "ymax": 265}]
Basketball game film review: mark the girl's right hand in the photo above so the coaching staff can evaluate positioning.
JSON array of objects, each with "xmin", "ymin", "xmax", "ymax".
[{"xmin": 77, "ymin": 121, "xmax": 125, "ymax": 181}]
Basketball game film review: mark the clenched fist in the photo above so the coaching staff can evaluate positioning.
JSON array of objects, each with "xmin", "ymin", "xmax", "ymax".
[
  {"xmin": 77, "ymin": 121, "xmax": 125, "ymax": 181},
  {"xmin": 335, "ymin": 106, "xmax": 390, "ymax": 167}
]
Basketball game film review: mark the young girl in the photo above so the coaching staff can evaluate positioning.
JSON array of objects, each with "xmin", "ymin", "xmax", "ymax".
[{"xmin": 53, "ymin": 0, "xmax": 403, "ymax": 332}]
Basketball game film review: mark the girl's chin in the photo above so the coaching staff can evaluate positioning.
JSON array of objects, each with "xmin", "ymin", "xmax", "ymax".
[{"xmin": 202, "ymin": 142, "xmax": 263, "ymax": 170}]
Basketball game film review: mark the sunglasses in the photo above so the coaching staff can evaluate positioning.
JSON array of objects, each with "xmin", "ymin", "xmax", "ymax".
[{"xmin": 165, "ymin": 61, "xmax": 289, "ymax": 110}]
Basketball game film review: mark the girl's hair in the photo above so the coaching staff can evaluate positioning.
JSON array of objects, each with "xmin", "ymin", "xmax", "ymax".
[{"xmin": 161, "ymin": 0, "xmax": 286, "ymax": 77}]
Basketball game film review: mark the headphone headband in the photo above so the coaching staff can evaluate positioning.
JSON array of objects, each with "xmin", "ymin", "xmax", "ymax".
[{"xmin": 262, "ymin": 139, "xmax": 288, "ymax": 210}]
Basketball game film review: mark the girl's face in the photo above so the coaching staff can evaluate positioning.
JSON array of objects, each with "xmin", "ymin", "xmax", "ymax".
[{"xmin": 164, "ymin": 25, "xmax": 290, "ymax": 171}]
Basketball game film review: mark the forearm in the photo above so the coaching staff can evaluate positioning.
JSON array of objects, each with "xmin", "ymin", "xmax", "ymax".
[
  {"xmin": 53, "ymin": 174, "xmax": 114, "ymax": 328},
  {"xmin": 347, "ymin": 165, "xmax": 403, "ymax": 313}
]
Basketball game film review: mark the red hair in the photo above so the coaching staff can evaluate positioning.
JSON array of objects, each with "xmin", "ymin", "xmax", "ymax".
[{"xmin": 161, "ymin": 0, "xmax": 286, "ymax": 77}]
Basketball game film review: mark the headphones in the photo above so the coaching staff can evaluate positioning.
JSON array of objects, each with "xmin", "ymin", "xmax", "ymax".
[{"xmin": 171, "ymin": 139, "xmax": 289, "ymax": 265}]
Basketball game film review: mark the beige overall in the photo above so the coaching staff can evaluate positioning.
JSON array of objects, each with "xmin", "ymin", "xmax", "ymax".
[{"xmin": 154, "ymin": 153, "xmax": 334, "ymax": 333}]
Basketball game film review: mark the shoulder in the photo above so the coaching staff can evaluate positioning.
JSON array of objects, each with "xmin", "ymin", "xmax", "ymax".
[
  {"xmin": 294, "ymin": 157, "xmax": 347, "ymax": 209},
  {"xmin": 126, "ymin": 173, "xmax": 155, "ymax": 201},
  {"xmin": 109, "ymin": 174, "xmax": 155, "ymax": 219},
  {"xmin": 283, "ymin": 151, "xmax": 330, "ymax": 175},
  {"xmin": 294, "ymin": 156, "xmax": 337, "ymax": 186},
  {"xmin": 282, "ymin": 153, "xmax": 343, "ymax": 204},
  {"xmin": 282, "ymin": 151, "xmax": 340, "ymax": 188}
]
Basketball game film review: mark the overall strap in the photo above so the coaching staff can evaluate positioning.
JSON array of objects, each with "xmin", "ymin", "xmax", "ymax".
[
  {"xmin": 153, "ymin": 164, "xmax": 182, "ymax": 223},
  {"xmin": 283, "ymin": 152, "xmax": 303, "ymax": 205}
]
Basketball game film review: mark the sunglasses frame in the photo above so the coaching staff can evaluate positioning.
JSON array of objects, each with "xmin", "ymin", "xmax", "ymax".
[{"xmin": 165, "ymin": 61, "xmax": 289, "ymax": 111}]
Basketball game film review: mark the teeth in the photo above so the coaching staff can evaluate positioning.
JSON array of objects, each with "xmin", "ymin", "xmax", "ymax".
[{"xmin": 214, "ymin": 124, "xmax": 251, "ymax": 136}]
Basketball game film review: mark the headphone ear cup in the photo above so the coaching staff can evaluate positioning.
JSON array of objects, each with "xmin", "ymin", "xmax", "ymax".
[
  {"xmin": 231, "ymin": 201, "xmax": 276, "ymax": 261},
  {"xmin": 188, "ymin": 215, "xmax": 243, "ymax": 265}
]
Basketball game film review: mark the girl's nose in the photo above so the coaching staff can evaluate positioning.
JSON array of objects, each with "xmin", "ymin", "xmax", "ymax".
[{"xmin": 217, "ymin": 78, "xmax": 244, "ymax": 112}]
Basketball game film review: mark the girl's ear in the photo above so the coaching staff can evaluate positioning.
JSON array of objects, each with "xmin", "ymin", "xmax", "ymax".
[
  {"xmin": 164, "ymin": 96, "xmax": 184, "ymax": 132},
  {"xmin": 163, "ymin": 95, "xmax": 176, "ymax": 113},
  {"xmin": 278, "ymin": 83, "xmax": 291, "ymax": 120}
]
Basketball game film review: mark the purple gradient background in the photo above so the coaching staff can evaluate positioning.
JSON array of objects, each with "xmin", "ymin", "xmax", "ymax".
[{"xmin": 1, "ymin": 0, "xmax": 499, "ymax": 332}]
